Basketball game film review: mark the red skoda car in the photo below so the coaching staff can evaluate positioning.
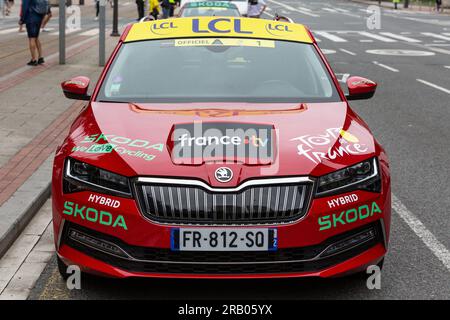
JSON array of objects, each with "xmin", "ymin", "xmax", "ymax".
[{"xmin": 53, "ymin": 17, "xmax": 391, "ymax": 279}]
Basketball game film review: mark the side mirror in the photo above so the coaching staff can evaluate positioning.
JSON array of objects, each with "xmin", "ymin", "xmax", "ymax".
[
  {"xmin": 61, "ymin": 76, "xmax": 91, "ymax": 101},
  {"xmin": 346, "ymin": 76, "xmax": 377, "ymax": 101}
]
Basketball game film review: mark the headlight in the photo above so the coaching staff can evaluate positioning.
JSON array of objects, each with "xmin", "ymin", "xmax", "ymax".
[
  {"xmin": 64, "ymin": 158, "xmax": 131, "ymax": 197},
  {"xmin": 316, "ymin": 158, "xmax": 380, "ymax": 197}
]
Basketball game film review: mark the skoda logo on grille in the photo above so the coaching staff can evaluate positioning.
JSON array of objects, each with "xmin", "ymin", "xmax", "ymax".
[{"xmin": 215, "ymin": 167, "xmax": 233, "ymax": 183}]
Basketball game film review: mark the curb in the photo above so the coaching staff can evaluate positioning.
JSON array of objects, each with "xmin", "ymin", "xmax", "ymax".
[{"xmin": 0, "ymin": 156, "xmax": 53, "ymax": 258}]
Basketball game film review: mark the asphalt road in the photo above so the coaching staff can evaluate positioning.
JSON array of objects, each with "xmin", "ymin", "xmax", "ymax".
[{"xmin": 27, "ymin": 0, "xmax": 450, "ymax": 300}]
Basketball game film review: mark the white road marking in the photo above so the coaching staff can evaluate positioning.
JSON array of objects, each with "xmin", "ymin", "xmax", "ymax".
[
  {"xmin": 49, "ymin": 28, "xmax": 81, "ymax": 36},
  {"xmin": 445, "ymin": 66, "xmax": 450, "ymax": 69},
  {"xmin": 320, "ymin": 49, "xmax": 336, "ymax": 55},
  {"xmin": 358, "ymin": 32, "xmax": 398, "ymax": 42},
  {"xmin": 297, "ymin": 6, "xmax": 312, "ymax": 12},
  {"xmin": 339, "ymin": 48, "xmax": 356, "ymax": 56},
  {"xmin": 314, "ymin": 31, "xmax": 347, "ymax": 42},
  {"xmin": 417, "ymin": 79, "xmax": 450, "ymax": 94},
  {"xmin": 421, "ymin": 32, "xmax": 450, "ymax": 41},
  {"xmin": 379, "ymin": 32, "xmax": 421, "ymax": 43},
  {"xmin": 0, "ymin": 27, "xmax": 22, "ymax": 35},
  {"xmin": 373, "ymin": 61, "xmax": 399, "ymax": 72},
  {"xmin": 323, "ymin": 8, "xmax": 338, "ymax": 13},
  {"xmin": 360, "ymin": 39, "xmax": 374, "ymax": 43},
  {"xmin": 79, "ymin": 28, "xmax": 98, "ymax": 36},
  {"xmin": 367, "ymin": 49, "xmax": 435, "ymax": 56},
  {"xmin": 268, "ymin": 0, "xmax": 320, "ymax": 17},
  {"xmin": 335, "ymin": 73, "xmax": 350, "ymax": 83},
  {"xmin": 263, "ymin": 11, "xmax": 275, "ymax": 18},
  {"xmin": 392, "ymin": 194, "xmax": 450, "ymax": 273},
  {"xmin": 334, "ymin": 8, "xmax": 350, "ymax": 13}
]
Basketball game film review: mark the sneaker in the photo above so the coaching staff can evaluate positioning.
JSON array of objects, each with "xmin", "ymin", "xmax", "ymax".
[
  {"xmin": 37, "ymin": 57, "xmax": 45, "ymax": 64},
  {"xmin": 27, "ymin": 60, "xmax": 38, "ymax": 66},
  {"xmin": 94, "ymin": 17, "xmax": 99, "ymax": 21},
  {"xmin": 41, "ymin": 28, "xmax": 50, "ymax": 32}
]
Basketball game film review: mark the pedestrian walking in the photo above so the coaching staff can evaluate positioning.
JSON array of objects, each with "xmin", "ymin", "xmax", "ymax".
[
  {"xmin": 248, "ymin": 0, "xmax": 266, "ymax": 18},
  {"xmin": 136, "ymin": 0, "xmax": 145, "ymax": 20},
  {"xmin": 170, "ymin": 0, "xmax": 180, "ymax": 17},
  {"xmin": 161, "ymin": 0, "xmax": 171, "ymax": 18},
  {"xmin": 393, "ymin": 0, "xmax": 400, "ymax": 10},
  {"xmin": 41, "ymin": 5, "xmax": 52, "ymax": 32},
  {"xmin": 435, "ymin": 0, "xmax": 443, "ymax": 12},
  {"xmin": 3, "ymin": 0, "xmax": 12, "ymax": 16},
  {"xmin": 95, "ymin": 0, "xmax": 99, "ymax": 20},
  {"xmin": 19, "ymin": 0, "xmax": 47, "ymax": 66}
]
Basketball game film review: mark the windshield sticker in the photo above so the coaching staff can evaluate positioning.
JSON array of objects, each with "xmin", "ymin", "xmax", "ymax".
[
  {"xmin": 125, "ymin": 17, "xmax": 313, "ymax": 44},
  {"xmin": 291, "ymin": 128, "xmax": 368, "ymax": 164},
  {"xmin": 71, "ymin": 134, "xmax": 164, "ymax": 162},
  {"xmin": 318, "ymin": 202, "xmax": 382, "ymax": 231},
  {"xmin": 174, "ymin": 38, "xmax": 275, "ymax": 48},
  {"xmin": 170, "ymin": 122, "xmax": 274, "ymax": 165}
]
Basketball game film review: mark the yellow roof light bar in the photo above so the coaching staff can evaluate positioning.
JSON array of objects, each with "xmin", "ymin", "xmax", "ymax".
[{"xmin": 124, "ymin": 17, "xmax": 314, "ymax": 44}]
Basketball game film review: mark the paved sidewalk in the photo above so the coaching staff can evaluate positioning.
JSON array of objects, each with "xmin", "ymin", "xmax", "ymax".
[{"xmin": 0, "ymin": 24, "xmax": 121, "ymax": 260}]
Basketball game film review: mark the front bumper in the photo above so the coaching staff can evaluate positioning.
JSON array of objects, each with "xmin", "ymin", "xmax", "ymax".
[
  {"xmin": 57, "ymin": 220, "xmax": 386, "ymax": 278},
  {"xmin": 52, "ymin": 157, "xmax": 391, "ymax": 279}
]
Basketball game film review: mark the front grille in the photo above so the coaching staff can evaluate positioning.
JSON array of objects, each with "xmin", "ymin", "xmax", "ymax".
[
  {"xmin": 62, "ymin": 222, "xmax": 383, "ymax": 275},
  {"xmin": 134, "ymin": 180, "xmax": 312, "ymax": 224}
]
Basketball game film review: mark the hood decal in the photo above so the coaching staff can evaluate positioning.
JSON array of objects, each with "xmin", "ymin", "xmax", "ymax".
[
  {"xmin": 169, "ymin": 122, "xmax": 275, "ymax": 165},
  {"xmin": 291, "ymin": 127, "xmax": 369, "ymax": 165}
]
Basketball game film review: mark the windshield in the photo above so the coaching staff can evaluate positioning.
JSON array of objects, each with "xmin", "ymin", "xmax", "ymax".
[
  {"xmin": 181, "ymin": 7, "xmax": 240, "ymax": 17},
  {"xmin": 97, "ymin": 38, "xmax": 340, "ymax": 103}
]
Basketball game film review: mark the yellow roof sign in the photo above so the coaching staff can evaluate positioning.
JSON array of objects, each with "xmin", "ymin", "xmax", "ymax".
[{"xmin": 124, "ymin": 17, "xmax": 313, "ymax": 44}]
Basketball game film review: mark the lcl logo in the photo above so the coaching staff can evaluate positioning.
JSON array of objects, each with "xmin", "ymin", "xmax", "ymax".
[
  {"xmin": 150, "ymin": 22, "xmax": 178, "ymax": 35},
  {"xmin": 265, "ymin": 23, "xmax": 293, "ymax": 36},
  {"xmin": 192, "ymin": 18, "xmax": 252, "ymax": 35}
]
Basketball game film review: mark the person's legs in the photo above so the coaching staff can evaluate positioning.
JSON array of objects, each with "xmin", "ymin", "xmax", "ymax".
[
  {"xmin": 136, "ymin": 1, "xmax": 143, "ymax": 19},
  {"xmin": 139, "ymin": 1, "xmax": 145, "ymax": 19},
  {"xmin": 36, "ymin": 38, "xmax": 42, "ymax": 59},
  {"xmin": 41, "ymin": 12, "xmax": 52, "ymax": 30},
  {"xmin": 28, "ymin": 38, "xmax": 37, "ymax": 61},
  {"xmin": 26, "ymin": 22, "xmax": 42, "ymax": 65},
  {"xmin": 162, "ymin": 7, "xmax": 169, "ymax": 18}
]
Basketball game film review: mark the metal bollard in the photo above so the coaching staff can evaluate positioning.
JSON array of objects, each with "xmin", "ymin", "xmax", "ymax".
[
  {"xmin": 99, "ymin": 0, "xmax": 106, "ymax": 66},
  {"xmin": 59, "ymin": 0, "xmax": 66, "ymax": 65}
]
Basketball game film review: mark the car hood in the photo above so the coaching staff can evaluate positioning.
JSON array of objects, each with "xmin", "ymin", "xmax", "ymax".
[{"xmin": 65, "ymin": 102, "xmax": 376, "ymax": 187}]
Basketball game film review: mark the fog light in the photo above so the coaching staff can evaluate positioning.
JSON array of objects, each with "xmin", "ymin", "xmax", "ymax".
[
  {"xmin": 69, "ymin": 229, "xmax": 129, "ymax": 259},
  {"xmin": 321, "ymin": 228, "xmax": 376, "ymax": 257}
]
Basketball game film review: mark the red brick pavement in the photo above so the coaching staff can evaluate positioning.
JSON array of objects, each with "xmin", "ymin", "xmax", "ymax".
[{"xmin": 0, "ymin": 100, "xmax": 85, "ymax": 206}]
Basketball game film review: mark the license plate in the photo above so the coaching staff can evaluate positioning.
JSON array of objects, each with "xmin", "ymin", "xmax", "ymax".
[{"xmin": 171, "ymin": 228, "xmax": 278, "ymax": 251}]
